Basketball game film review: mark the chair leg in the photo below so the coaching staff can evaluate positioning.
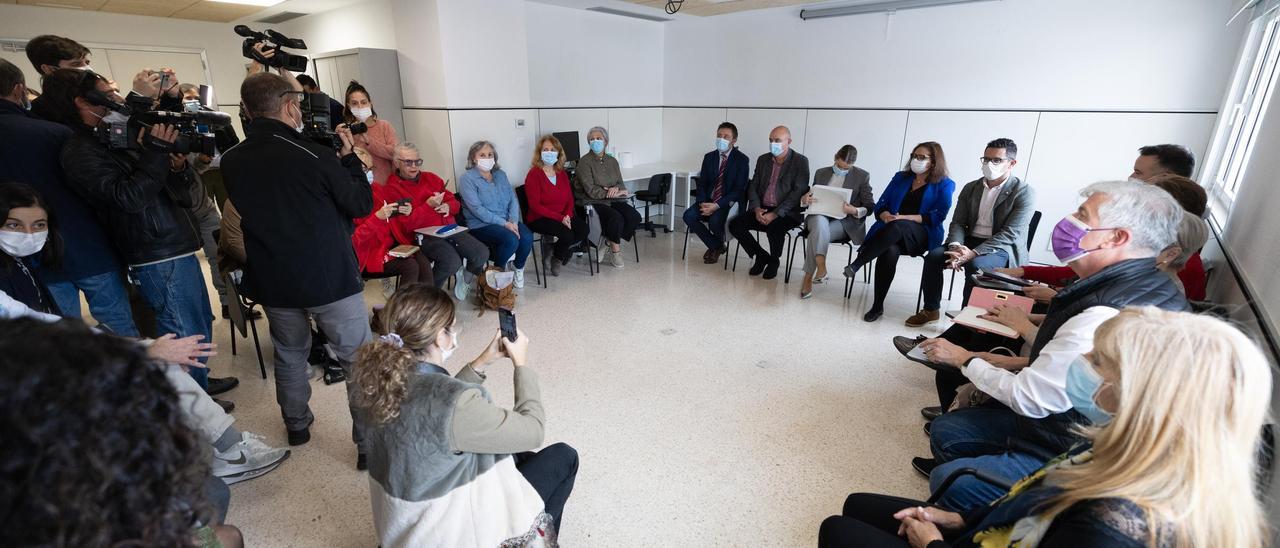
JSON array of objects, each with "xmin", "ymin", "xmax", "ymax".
[
  {"xmin": 947, "ymin": 268, "xmax": 956, "ymax": 300},
  {"xmin": 248, "ymin": 308, "xmax": 266, "ymax": 379},
  {"xmin": 229, "ymin": 320, "xmax": 238, "ymax": 356},
  {"xmin": 682, "ymin": 225, "xmax": 690, "ymax": 261},
  {"xmin": 530, "ymin": 238, "xmax": 542, "ymax": 286},
  {"xmin": 633, "ymin": 235, "xmax": 641, "ymax": 263},
  {"xmin": 784, "ymin": 233, "xmax": 798, "ymax": 284},
  {"xmin": 732, "ymin": 240, "xmax": 742, "ymax": 271}
]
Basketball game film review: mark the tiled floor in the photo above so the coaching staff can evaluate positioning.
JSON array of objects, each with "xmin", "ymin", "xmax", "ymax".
[{"xmin": 193, "ymin": 231, "xmax": 964, "ymax": 547}]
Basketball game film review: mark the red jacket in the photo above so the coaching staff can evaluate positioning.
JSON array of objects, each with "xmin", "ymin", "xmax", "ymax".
[
  {"xmin": 522, "ymin": 166, "xmax": 573, "ymax": 224},
  {"xmin": 1022, "ymin": 265, "xmax": 1076, "ymax": 288},
  {"xmin": 1023, "ymin": 252, "xmax": 1207, "ymax": 300},
  {"xmin": 353, "ymin": 183, "xmax": 395, "ymax": 274},
  {"xmin": 383, "ymin": 171, "xmax": 460, "ymax": 245}
]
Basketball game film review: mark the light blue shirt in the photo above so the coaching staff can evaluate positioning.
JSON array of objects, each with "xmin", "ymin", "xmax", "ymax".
[{"xmin": 458, "ymin": 167, "xmax": 521, "ymax": 230}]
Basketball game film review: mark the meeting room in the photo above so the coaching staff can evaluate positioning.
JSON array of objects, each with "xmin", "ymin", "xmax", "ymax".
[{"xmin": 2, "ymin": 0, "xmax": 1279, "ymax": 546}]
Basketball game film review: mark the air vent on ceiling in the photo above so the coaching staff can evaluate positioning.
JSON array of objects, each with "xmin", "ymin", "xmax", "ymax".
[
  {"xmin": 256, "ymin": 11, "xmax": 307, "ymax": 24},
  {"xmin": 584, "ymin": 7, "xmax": 671, "ymax": 22}
]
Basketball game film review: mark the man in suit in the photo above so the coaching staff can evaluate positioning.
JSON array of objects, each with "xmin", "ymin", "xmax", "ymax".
[
  {"xmin": 685, "ymin": 122, "xmax": 750, "ymax": 264},
  {"xmin": 906, "ymin": 138, "xmax": 1035, "ymax": 327},
  {"xmin": 727, "ymin": 125, "xmax": 810, "ymax": 280}
]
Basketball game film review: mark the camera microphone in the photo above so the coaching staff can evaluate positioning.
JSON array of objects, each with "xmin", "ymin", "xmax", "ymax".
[{"xmin": 233, "ymin": 25, "xmax": 262, "ymax": 39}]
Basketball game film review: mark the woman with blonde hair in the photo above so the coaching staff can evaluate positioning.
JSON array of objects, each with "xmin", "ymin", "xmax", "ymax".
[
  {"xmin": 819, "ymin": 306, "xmax": 1273, "ymax": 547},
  {"xmin": 353, "ymin": 284, "xmax": 578, "ymax": 548}
]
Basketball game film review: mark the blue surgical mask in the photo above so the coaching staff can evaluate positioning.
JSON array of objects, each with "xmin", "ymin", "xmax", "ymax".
[
  {"xmin": 365, "ymin": 170, "xmax": 374, "ymax": 184},
  {"xmin": 1066, "ymin": 356, "xmax": 1113, "ymax": 425},
  {"xmin": 716, "ymin": 138, "xmax": 730, "ymax": 153},
  {"xmin": 832, "ymin": 165, "xmax": 850, "ymax": 177},
  {"xmin": 770, "ymin": 142, "xmax": 784, "ymax": 157},
  {"xmin": 589, "ymin": 139, "xmax": 605, "ymax": 155},
  {"xmin": 541, "ymin": 150, "xmax": 558, "ymax": 165}
]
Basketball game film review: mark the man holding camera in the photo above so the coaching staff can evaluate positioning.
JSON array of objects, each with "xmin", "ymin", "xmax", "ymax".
[
  {"xmin": 221, "ymin": 71, "xmax": 374, "ymax": 467},
  {"xmin": 40, "ymin": 67, "xmax": 215, "ymax": 389}
]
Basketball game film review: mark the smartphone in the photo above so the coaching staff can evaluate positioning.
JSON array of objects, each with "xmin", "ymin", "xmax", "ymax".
[
  {"xmin": 158, "ymin": 72, "xmax": 172, "ymax": 95},
  {"xmin": 498, "ymin": 307, "xmax": 517, "ymax": 342}
]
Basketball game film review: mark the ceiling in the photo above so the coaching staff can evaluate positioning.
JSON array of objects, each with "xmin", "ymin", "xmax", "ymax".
[
  {"xmin": 617, "ymin": 0, "xmax": 818, "ymax": 16},
  {"xmin": 3, "ymin": 0, "xmax": 371, "ymax": 23}
]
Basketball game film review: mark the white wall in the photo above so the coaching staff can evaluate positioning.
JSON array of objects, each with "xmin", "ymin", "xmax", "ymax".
[
  {"xmin": 447, "ymin": 109, "xmax": 539, "ymax": 185},
  {"xmin": 663, "ymin": 0, "xmax": 1242, "ymax": 111},
  {"xmin": 525, "ymin": 2, "xmax": 664, "ymax": 107},
  {"xmin": 401, "ymin": 109, "xmax": 456, "ymax": 186},
  {"xmin": 802, "ymin": 109, "xmax": 910, "ymax": 192},
  {"xmin": 275, "ymin": 0, "xmax": 398, "ymax": 54},
  {"xmin": 390, "ymin": 0, "xmax": 449, "ymax": 108},
  {"xmin": 435, "ymin": 0, "xmax": 531, "ymax": 108}
]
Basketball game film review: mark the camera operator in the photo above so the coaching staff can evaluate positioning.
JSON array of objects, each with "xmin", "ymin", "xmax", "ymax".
[
  {"xmin": 221, "ymin": 71, "xmax": 374, "ymax": 464},
  {"xmin": 38, "ymin": 67, "xmax": 215, "ymax": 390},
  {"xmin": 294, "ymin": 74, "xmax": 343, "ymax": 130}
]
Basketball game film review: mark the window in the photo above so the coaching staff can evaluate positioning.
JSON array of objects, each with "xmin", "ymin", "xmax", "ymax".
[{"xmin": 1203, "ymin": 3, "xmax": 1280, "ymax": 213}]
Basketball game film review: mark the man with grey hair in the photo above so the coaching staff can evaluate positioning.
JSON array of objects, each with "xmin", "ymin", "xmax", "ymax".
[{"xmin": 909, "ymin": 180, "xmax": 1189, "ymax": 513}]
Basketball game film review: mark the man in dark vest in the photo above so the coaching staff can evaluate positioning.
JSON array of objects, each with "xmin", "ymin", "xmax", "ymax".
[{"xmin": 910, "ymin": 180, "xmax": 1187, "ymax": 513}]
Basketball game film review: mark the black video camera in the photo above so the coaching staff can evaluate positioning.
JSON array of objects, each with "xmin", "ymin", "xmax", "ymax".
[
  {"xmin": 235, "ymin": 25, "xmax": 309, "ymax": 73},
  {"xmin": 298, "ymin": 92, "xmax": 367, "ymax": 150},
  {"xmin": 86, "ymin": 90, "xmax": 232, "ymax": 155}
]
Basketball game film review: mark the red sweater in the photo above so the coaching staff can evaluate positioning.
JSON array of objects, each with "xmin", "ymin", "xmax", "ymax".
[
  {"xmin": 1022, "ymin": 251, "xmax": 1207, "ymax": 300},
  {"xmin": 352, "ymin": 183, "xmax": 395, "ymax": 274},
  {"xmin": 522, "ymin": 167, "xmax": 573, "ymax": 224},
  {"xmin": 383, "ymin": 171, "xmax": 460, "ymax": 245}
]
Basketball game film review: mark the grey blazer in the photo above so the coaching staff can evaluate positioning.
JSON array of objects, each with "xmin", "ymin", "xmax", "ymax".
[
  {"xmin": 945, "ymin": 176, "xmax": 1037, "ymax": 266},
  {"xmin": 811, "ymin": 165, "xmax": 875, "ymax": 245}
]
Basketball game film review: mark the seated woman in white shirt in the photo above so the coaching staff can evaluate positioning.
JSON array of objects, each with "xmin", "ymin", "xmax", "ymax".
[{"xmin": 799, "ymin": 145, "xmax": 875, "ymax": 299}]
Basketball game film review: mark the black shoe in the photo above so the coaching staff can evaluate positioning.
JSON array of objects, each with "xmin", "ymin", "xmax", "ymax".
[
  {"xmin": 863, "ymin": 307, "xmax": 884, "ymax": 322},
  {"xmin": 214, "ymin": 398, "xmax": 235, "ymax": 413},
  {"xmin": 921, "ymin": 406, "xmax": 944, "ymax": 421},
  {"xmin": 911, "ymin": 457, "xmax": 938, "ymax": 478},
  {"xmin": 356, "ymin": 453, "xmax": 368, "ymax": 471},
  {"xmin": 702, "ymin": 248, "xmax": 715, "ymax": 263},
  {"xmin": 287, "ymin": 427, "xmax": 311, "ymax": 446},
  {"xmin": 748, "ymin": 257, "xmax": 769, "ymax": 276},
  {"xmin": 206, "ymin": 376, "xmax": 240, "ymax": 396},
  {"xmin": 923, "ymin": 422, "xmax": 933, "ymax": 436},
  {"xmin": 762, "ymin": 258, "xmax": 780, "ymax": 280},
  {"xmin": 893, "ymin": 335, "xmax": 927, "ymax": 357}
]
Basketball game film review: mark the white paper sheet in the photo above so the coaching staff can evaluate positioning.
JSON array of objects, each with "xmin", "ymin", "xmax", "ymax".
[
  {"xmin": 486, "ymin": 270, "xmax": 515, "ymax": 290},
  {"xmin": 804, "ymin": 185, "xmax": 853, "ymax": 219}
]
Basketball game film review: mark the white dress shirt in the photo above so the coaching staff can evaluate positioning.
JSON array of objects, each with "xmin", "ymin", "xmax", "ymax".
[
  {"xmin": 961, "ymin": 305, "xmax": 1119, "ymax": 418},
  {"xmin": 972, "ymin": 179, "xmax": 1006, "ymax": 238}
]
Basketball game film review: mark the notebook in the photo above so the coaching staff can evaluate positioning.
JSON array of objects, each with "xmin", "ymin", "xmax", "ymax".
[
  {"xmin": 387, "ymin": 245, "xmax": 419, "ymax": 258},
  {"xmin": 415, "ymin": 224, "xmax": 468, "ymax": 238},
  {"xmin": 951, "ymin": 288, "xmax": 1036, "ymax": 338}
]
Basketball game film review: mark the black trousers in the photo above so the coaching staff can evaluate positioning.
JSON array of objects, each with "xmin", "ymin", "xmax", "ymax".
[
  {"xmin": 514, "ymin": 442, "xmax": 578, "ymax": 534},
  {"xmin": 727, "ymin": 209, "xmax": 801, "ymax": 260},
  {"xmin": 527, "ymin": 216, "xmax": 589, "ymax": 262},
  {"xmin": 850, "ymin": 220, "xmax": 929, "ymax": 311},
  {"xmin": 589, "ymin": 201, "xmax": 641, "ymax": 244},
  {"xmin": 934, "ymin": 324, "xmax": 1026, "ymax": 408},
  {"xmin": 819, "ymin": 492, "xmax": 953, "ymax": 547}
]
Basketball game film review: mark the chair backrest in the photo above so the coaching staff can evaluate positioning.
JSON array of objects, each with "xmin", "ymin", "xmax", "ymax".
[
  {"xmin": 222, "ymin": 273, "xmax": 249, "ymax": 338},
  {"xmin": 514, "ymin": 184, "xmax": 530, "ymax": 219},
  {"xmin": 689, "ymin": 175, "xmax": 700, "ymax": 197},
  {"xmin": 1026, "ymin": 210, "xmax": 1043, "ymax": 250},
  {"xmin": 647, "ymin": 173, "xmax": 672, "ymax": 203}
]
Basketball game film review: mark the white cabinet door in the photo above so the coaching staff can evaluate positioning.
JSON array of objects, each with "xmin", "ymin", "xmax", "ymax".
[
  {"xmin": 104, "ymin": 49, "xmax": 207, "ymax": 90},
  {"xmin": 333, "ymin": 54, "xmax": 362, "ymax": 95}
]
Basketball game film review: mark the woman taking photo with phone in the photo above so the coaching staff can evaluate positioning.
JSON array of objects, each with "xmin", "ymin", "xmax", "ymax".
[{"xmin": 354, "ymin": 284, "xmax": 578, "ymax": 548}]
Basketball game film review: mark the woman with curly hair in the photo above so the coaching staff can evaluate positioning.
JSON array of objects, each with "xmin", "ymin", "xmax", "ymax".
[
  {"xmin": 353, "ymin": 284, "xmax": 578, "ymax": 548},
  {"xmin": 0, "ymin": 318, "xmax": 243, "ymax": 547}
]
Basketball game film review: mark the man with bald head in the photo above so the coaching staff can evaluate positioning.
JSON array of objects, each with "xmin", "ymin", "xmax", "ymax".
[{"xmin": 728, "ymin": 125, "xmax": 810, "ymax": 280}]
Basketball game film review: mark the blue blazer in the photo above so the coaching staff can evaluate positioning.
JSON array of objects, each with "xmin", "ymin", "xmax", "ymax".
[
  {"xmin": 864, "ymin": 171, "xmax": 956, "ymax": 251},
  {"xmin": 695, "ymin": 148, "xmax": 750, "ymax": 210}
]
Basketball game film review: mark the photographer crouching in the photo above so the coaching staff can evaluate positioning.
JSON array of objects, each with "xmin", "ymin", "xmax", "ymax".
[
  {"xmin": 40, "ymin": 68, "xmax": 215, "ymax": 389},
  {"xmin": 221, "ymin": 71, "xmax": 374, "ymax": 467}
]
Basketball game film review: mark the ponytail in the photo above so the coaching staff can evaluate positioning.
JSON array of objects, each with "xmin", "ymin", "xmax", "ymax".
[{"xmin": 353, "ymin": 339, "xmax": 417, "ymax": 424}]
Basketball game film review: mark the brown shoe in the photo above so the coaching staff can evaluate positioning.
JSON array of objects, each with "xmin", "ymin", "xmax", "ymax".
[
  {"xmin": 702, "ymin": 248, "xmax": 715, "ymax": 263},
  {"xmin": 707, "ymin": 246, "xmax": 725, "ymax": 264},
  {"xmin": 905, "ymin": 309, "xmax": 941, "ymax": 327}
]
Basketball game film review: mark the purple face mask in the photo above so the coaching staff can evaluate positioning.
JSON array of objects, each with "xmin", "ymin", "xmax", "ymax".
[{"xmin": 1051, "ymin": 214, "xmax": 1116, "ymax": 263}]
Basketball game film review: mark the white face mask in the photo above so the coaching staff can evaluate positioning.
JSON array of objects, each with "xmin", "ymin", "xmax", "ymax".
[
  {"xmin": 981, "ymin": 161, "xmax": 1008, "ymax": 182},
  {"xmin": 351, "ymin": 106, "xmax": 373, "ymax": 122},
  {"xmin": 0, "ymin": 230, "xmax": 48, "ymax": 258},
  {"xmin": 291, "ymin": 102, "xmax": 305, "ymax": 133},
  {"xmin": 440, "ymin": 329, "xmax": 458, "ymax": 362},
  {"xmin": 910, "ymin": 158, "xmax": 930, "ymax": 174},
  {"xmin": 476, "ymin": 158, "xmax": 496, "ymax": 172}
]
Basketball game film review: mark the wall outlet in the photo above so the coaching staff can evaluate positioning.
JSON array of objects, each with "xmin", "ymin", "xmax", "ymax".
[{"xmin": 515, "ymin": 118, "xmax": 526, "ymax": 128}]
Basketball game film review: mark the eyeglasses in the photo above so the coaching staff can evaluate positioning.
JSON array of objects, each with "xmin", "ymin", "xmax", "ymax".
[
  {"xmin": 910, "ymin": 154, "xmax": 931, "ymax": 161},
  {"xmin": 397, "ymin": 159, "xmax": 424, "ymax": 167},
  {"xmin": 979, "ymin": 157, "xmax": 1008, "ymax": 165},
  {"xmin": 279, "ymin": 90, "xmax": 305, "ymax": 104}
]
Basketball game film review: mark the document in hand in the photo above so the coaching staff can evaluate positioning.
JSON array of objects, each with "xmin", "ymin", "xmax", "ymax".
[
  {"xmin": 803, "ymin": 185, "xmax": 853, "ymax": 219},
  {"xmin": 952, "ymin": 288, "xmax": 1036, "ymax": 338},
  {"xmin": 415, "ymin": 225, "xmax": 468, "ymax": 238}
]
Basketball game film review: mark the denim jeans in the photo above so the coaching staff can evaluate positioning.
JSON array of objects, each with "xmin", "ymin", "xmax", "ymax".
[
  {"xmin": 921, "ymin": 236, "xmax": 1010, "ymax": 311},
  {"xmin": 928, "ymin": 407, "xmax": 1046, "ymax": 513},
  {"xmin": 46, "ymin": 270, "xmax": 141, "ymax": 337},
  {"xmin": 131, "ymin": 255, "xmax": 214, "ymax": 388},
  {"xmin": 469, "ymin": 223, "xmax": 534, "ymax": 269}
]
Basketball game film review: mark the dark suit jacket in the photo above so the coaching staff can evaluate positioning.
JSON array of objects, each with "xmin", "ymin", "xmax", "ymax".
[
  {"xmin": 695, "ymin": 147, "xmax": 750, "ymax": 210},
  {"xmin": 946, "ymin": 176, "xmax": 1036, "ymax": 266},
  {"xmin": 747, "ymin": 150, "xmax": 810, "ymax": 221},
  {"xmin": 811, "ymin": 165, "xmax": 874, "ymax": 245}
]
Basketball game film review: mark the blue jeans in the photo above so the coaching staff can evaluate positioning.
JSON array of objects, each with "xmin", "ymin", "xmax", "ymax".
[
  {"xmin": 921, "ymin": 237, "xmax": 1010, "ymax": 311},
  {"xmin": 928, "ymin": 407, "xmax": 1046, "ymax": 513},
  {"xmin": 683, "ymin": 204, "xmax": 730, "ymax": 250},
  {"xmin": 131, "ymin": 255, "xmax": 214, "ymax": 388},
  {"xmin": 46, "ymin": 270, "xmax": 140, "ymax": 337},
  {"xmin": 470, "ymin": 223, "xmax": 534, "ymax": 269}
]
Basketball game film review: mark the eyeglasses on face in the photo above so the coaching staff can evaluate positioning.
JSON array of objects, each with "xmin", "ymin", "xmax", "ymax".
[
  {"xmin": 910, "ymin": 154, "xmax": 931, "ymax": 161},
  {"xmin": 979, "ymin": 157, "xmax": 1008, "ymax": 165},
  {"xmin": 397, "ymin": 159, "xmax": 424, "ymax": 167}
]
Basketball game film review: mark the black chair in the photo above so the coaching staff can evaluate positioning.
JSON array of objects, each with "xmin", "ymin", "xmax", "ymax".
[
  {"xmin": 731, "ymin": 227, "xmax": 798, "ymax": 282},
  {"xmin": 787, "ymin": 225, "xmax": 870, "ymax": 289},
  {"xmin": 513, "ymin": 185, "xmax": 546, "ymax": 288},
  {"xmin": 681, "ymin": 175, "xmax": 735, "ymax": 269},
  {"xmin": 913, "ymin": 210, "xmax": 1043, "ymax": 312},
  {"xmin": 633, "ymin": 173, "xmax": 672, "ymax": 237},
  {"xmin": 223, "ymin": 272, "xmax": 267, "ymax": 379}
]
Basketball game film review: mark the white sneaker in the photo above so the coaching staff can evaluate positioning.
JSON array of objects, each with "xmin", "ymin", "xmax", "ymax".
[
  {"xmin": 610, "ymin": 248, "xmax": 625, "ymax": 268},
  {"xmin": 211, "ymin": 432, "xmax": 290, "ymax": 479},
  {"xmin": 380, "ymin": 278, "xmax": 395, "ymax": 299},
  {"xmin": 598, "ymin": 249, "xmax": 609, "ymax": 264},
  {"xmin": 513, "ymin": 268, "xmax": 525, "ymax": 289},
  {"xmin": 221, "ymin": 459, "xmax": 284, "ymax": 486}
]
